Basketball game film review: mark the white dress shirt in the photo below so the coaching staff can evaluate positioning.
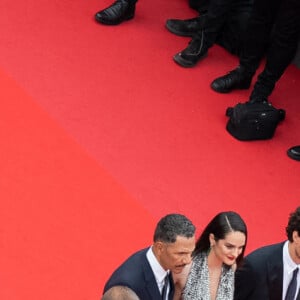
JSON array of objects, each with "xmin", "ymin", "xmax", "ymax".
[{"xmin": 146, "ymin": 247, "xmax": 170, "ymax": 296}]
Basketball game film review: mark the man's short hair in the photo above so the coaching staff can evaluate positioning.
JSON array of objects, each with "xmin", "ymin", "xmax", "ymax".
[
  {"xmin": 286, "ymin": 207, "xmax": 300, "ymax": 242},
  {"xmin": 101, "ymin": 286, "xmax": 140, "ymax": 300},
  {"xmin": 153, "ymin": 213, "xmax": 196, "ymax": 243}
]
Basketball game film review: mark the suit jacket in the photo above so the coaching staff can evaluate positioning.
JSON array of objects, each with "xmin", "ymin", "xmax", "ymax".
[
  {"xmin": 234, "ymin": 242, "xmax": 285, "ymax": 300},
  {"xmin": 103, "ymin": 247, "xmax": 174, "ymax": 300}
]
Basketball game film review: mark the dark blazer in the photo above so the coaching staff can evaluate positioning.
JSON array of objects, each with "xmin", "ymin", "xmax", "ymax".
[
  {"xmin": 234, "ymin": 242, "xmax": 285, "ymax": 300},
  {"xmin": 103, "ymin": 247, "xmax": 174, "ymax": 300}
]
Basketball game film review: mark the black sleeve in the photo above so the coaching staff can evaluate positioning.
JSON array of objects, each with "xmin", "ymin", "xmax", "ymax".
[{"xmin": 234, "ymin": 259, "xmax": 256, "ymax": 300}]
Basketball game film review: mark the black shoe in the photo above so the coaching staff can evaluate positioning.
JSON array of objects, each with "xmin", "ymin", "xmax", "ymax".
[
  {"xmin": 287, "ymin": 145, "xmax": 300, "ymax": 161},
  {"xmin": 173, "ymin": 34, "xmax": 208, "ymax": 67},
  {"xmin": 210, "ymin": 66, "xmax": 252, "ymax": 93},
  {"xmin": 166, "ymin": 16, "xmax": 205, "ymax": 37},
  {"xmin": 95, "ymin": 0, "xmax": 135, "ymax": 25}
]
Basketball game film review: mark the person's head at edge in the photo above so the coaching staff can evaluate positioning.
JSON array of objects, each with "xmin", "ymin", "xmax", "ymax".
[
  {"xmin": 286, "ymin": 206, "xmax": 300, "ymax": 264},
  {"xmin": 152, "ymin": 213, "xmax": 196, "ymax": 274},
  {"xmin": 193, "ymin": 211, "xmax": 247, "ymax": 267},
  {"xmin": 101, "ymin": 286, "xmax": 140, "ymax": 300}
]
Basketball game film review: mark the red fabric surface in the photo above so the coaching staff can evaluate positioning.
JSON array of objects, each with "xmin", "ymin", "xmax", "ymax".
[{"xmin": 0, "ymin": 0, "xmax": 299, "ymax": 299}]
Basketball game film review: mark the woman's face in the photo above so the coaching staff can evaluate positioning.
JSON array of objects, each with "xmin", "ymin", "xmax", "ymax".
[{"xmin": 210, "ymin": 231, "xmax": 246, "ymax": 266}]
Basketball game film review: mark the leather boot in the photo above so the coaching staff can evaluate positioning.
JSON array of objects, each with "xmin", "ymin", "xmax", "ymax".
[
  {"xmin": 173, "ymin": 32, "xmax": 208, "ymax": 67},
  {"xmin": 95, "ymin": 0, "xmax": 136, "ymax": 25},
  {"xmin": 210, "ymin": 66, "xmax": 253, "ymax": 93}
]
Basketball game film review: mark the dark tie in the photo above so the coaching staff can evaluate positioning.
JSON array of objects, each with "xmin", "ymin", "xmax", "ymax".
[
  {"xmin": 285, "ymin": 268, "xmax": 299, "ymax": 300},
  {"xmin": 161, "ymin": 274, "xmax": 169, "ymax": 300}
]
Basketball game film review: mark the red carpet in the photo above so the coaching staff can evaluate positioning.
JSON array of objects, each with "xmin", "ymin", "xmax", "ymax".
[{"xmin": 0, "ymin": 0, "xmax": 299, "ymax": 299}]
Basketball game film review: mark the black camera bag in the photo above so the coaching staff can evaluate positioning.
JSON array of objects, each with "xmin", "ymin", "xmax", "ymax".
[{"xmin": 225, "ymin": 101, "xmax": 285, "ymax": 141}]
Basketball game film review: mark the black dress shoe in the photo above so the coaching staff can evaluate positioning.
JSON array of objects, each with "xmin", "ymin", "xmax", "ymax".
[
  {"xmin": 173, "ymin": 33, "xmax": 208, "ymax": 67},
  {"xmin": 210, "ymin": 66, "xmax": 253, "ymax": 93},
  {"xmin": 166, "ymin": 16, "xmax": 205, "ymax": 37},
  {"xmin": 95, "ymin": 0, "xmax": 135, "ymax": 25},
  {"xmin": 287, "ymin": 145, "xmax": 300, "ymax": 161}
]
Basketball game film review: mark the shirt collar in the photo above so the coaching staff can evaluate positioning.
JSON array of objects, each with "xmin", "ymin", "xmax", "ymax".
[
  {"xmin": 283, "ymin": 240, "xmax": 299, "ymax": 274},
  {"xmin": 146, "ymin": 246, "xmax": 169, "ymax": 283}
]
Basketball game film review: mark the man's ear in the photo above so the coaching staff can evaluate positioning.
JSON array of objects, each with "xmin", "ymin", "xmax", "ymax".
[
  {"xmin": 292, "ymin": 230, "xmax": 300, "ymax": 243},
  {"xmin": 153, "ymin": 241, "xmax": 164, "ymax": 254}
]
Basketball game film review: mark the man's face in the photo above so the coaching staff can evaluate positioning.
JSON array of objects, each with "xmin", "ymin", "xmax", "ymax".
[
  {"xmin": 289, "ymin": 231, "xmax": 300, "ymax": 264},
  {"xmin": 155, "ymin": 235, "xmax": 195, "ymax": 274}
]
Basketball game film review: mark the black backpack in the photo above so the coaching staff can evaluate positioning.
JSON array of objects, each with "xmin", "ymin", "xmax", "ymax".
[{"xmin": 225, "ymin": 101, "xmax": 286, "ymax": 141}]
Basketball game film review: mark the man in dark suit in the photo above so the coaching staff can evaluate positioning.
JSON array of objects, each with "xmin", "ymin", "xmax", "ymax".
[
  {"xmin": 102, "ymin": 213, "xmax": 196, "ymax": 300},
  {"xmin": 234, "ymin": 206, "xmax": 300, "ymax": 300}
]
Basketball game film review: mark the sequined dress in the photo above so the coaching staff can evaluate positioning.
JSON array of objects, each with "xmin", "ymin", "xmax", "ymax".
[{"xmin": 181, "ymin": 252, "xmax": 234, "ymax": 300}]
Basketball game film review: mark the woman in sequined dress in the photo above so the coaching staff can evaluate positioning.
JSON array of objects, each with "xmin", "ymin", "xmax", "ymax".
[{"xmin": 173, "ymin": 211, "xmax": 247, "ymax": 300}]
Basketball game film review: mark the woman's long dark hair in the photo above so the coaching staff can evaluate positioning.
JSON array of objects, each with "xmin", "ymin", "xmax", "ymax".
[{"xmin": 193, "ymin": 211, "xmax": 247, "ymax": 266}]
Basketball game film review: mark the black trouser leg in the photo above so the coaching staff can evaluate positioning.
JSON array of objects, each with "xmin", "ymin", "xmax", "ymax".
[
  {"xmin": 193, "ymin": 0, "xmax": 235, "ymax": 47},
  {"xmin": 189, "ymin": 0, "xmax": 211, "ymax": 13},
  {"xmin": 216, "ymin": 0, "xmax": 253, "ymax": 55},
  {"xmin": 240, "ymin": 0, "xmax": 282, "ymax": 75},
  {"xmin": 250, "ymin": 0, "xmax": 300, "ymax": 100}
]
